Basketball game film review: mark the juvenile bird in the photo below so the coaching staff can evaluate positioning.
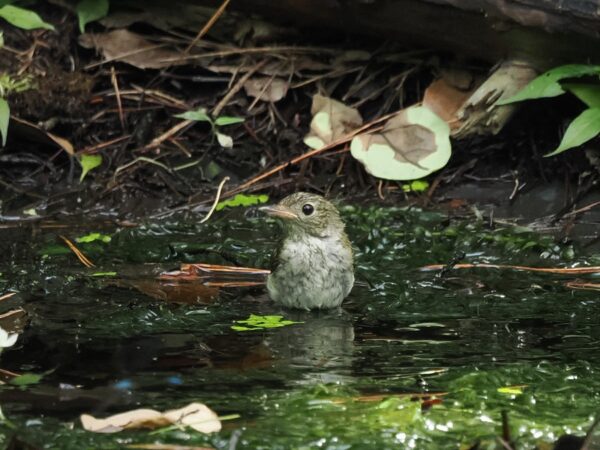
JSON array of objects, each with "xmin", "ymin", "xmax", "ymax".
[{"xmin": 260, "ymin": 192, "xmax": 354, "ymax": 310}]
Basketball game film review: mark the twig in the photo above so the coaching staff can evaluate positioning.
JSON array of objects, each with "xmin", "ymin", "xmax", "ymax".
[
  {"xmin": 0, "ymin": 293, "xmax": 17, "ymax": 302},
  {"xmin": 110, "ymin": 66, "xmax": 125, "ymax": 131},
  {"xmin": 213, "ymin": 60, "xmax": 267, "ymax": 117},
  {"xmin": 422, "ymin": 263, "xmax": 600, "ymax": 275},
  {"xmin": 147, "ymin": 120, "xmax": 194, "ymax": 149},
  {"xmin": 200, "ymin": 176, "xmax": 230, "ymax": 224},
  {"xmin": 564, "ymin": 200, "xmax": 600, "ymax": 218},
  {"xmin": 59, "ymin": 236, "xmax": 95, "ymax": 268},
  {"xmin": 224, "ymin": 111, "xmax": 397, "ymax": 197},
  {"xmin": 184, "ymin": 0, "xmax": 230, "ymax": 54}
]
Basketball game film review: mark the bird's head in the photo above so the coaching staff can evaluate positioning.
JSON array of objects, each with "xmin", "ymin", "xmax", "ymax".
[{"xmin": 260, "ymin": 192, "xmax": 345, "ymax": 238}]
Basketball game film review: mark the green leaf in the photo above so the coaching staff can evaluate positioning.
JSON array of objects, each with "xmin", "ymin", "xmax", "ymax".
[
  {"xmin": 76, "ymin": 232, "xmax": 111, "ymax": 244},
  {"xmin": 214, "ymin": 116, "xmax": 244, "ymax": 126},
  {"xmin": 216, "ymin": 194, "xmax": 269, "ymax": 211},
  {"xmin": 563, "ymin": 83, "xmax": 600, "ymax": 108},
  {"xmin": 79, "ymin": 154, "xmax": 102, "ymax": 182},
  {"xmin": 76, "ymin": 0, "xmax": 109, "ymax": 33},
  {"xmin": 350, "ymin": 105, "xmax": 451, "ymax": 181},
  {"xmin": 10, "ymin": 373, "xmax": 43, "ymax": 386},
  {"xmin": 546, "ymin": 108, "xmax": 600, "ymax": 156},
  {"xmin": 0, "ymin": 97, "xmax": 8, "ymax": 147},
  {"xmin": 90, "ymin": 271, "xmax": 117, "ymax": 277},
  {"xmin": 0, "ymin": 5, "xmax": 54, "ymax": 30},
  {"xmin": 498, "ymin": 64, "xmax": 600, "ymax": 104},
  {"xmin": 174, "ymin": 108, "xmax": 212, "ymax": 123},
  {"xmin": 232, "ymin": 314, "xmax": 303, "ymax": 331},
  {"xmin": 402, "ymin": 180, "xmax": 429, "ymax": 193}
]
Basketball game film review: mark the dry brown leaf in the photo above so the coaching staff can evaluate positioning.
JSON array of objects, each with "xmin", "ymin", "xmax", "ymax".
[
  {"xmin": 81, "ymin": 402, "xmax": 221, "ymax": 434},
  {"xmin": 79, "ymin": 30, "xmax": 186, "ymax": 69},
  {"xmin": 10, "ymin": 117, "xmax": 74, "ymax": 156},
  {"xmin": 303, "ymin": 95, "xmax": 363, "ymax": 149},
  {"xmin": 243, "ymin": 77, "xmax": 289, "ymax": 102}
]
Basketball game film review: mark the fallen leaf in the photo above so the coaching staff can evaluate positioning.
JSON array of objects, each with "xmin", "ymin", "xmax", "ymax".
[
  {"xmin": 350, "ymin": 105, "xmax": 451, "ymax": 180},
  {"xmin": 304, "ymin": 94, "xmax": 363, "ymax": 149},
  {"xmin": 216, "ymin": 193, "xmax": 269, "ymax": 210},
  {"xmin": 243, "ymin": 77, "xmax": 289, "ymax": 102},
  {"xmin": 81, "ymin": 402, "xmax": 221, "ymax": 434},
  {"xmin": 423, "ymin": 70, "xmax": 479, "ymax": 129},
  {"xmin": 79, "ymin": 29, "xmax": 186, "ymax": 69},
  {"xmin": 79, "ymin": 153, "xmax": 102, "ymax": 181},
  {"xmin": 10, "ymin": 117, "xmax": 74, "ymax": 155}
]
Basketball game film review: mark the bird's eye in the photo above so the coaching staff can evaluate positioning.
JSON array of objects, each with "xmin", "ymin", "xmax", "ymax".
[{"xmin": 302, "ymin": 203, "xmax": 314, "ymax": 216}]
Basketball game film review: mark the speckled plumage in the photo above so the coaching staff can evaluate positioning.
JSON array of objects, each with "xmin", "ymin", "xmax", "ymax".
[{"xmin": 261, "ymin": 193, "xmax": 354, "ymax": 310}]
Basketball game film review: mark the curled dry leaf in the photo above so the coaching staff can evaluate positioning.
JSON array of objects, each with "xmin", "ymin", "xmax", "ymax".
[
  {"xmin": 10, "ymin": 117, "xmax": 74, "ymax": 155},
  {"xmin": 243, "ymin": 77, "xmax": 289, "ymax": 102},
  {"xmin": 350, "ymin": 105, "xmax": 451, "ymax": 180},
  {"xmin": 303, "ymin": 94, "xmax": 363, "ymax": 149},
  {"xmin": 81, "ymin": 402, "xmax": 221, "ymax": 434},
  {"xmin": 79, "ymin": 29, "xmax": 187, "ymax": 69}
]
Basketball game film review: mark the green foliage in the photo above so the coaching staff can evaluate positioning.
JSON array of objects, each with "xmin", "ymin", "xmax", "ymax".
[
  {"xmin": 0, "ymin": 4, "xmax": 54, "ymax": 30},
  {"xmin": 402, "ymin": 180, "xmax": 429, "ymax": 193},
  {"xmin": 497, "ymin": 64, "xmax": 600, "ymax": 156},
  {"xmin": 546, "ymin": 108, "xmax": 600, "ymax": 156},
  {"xmin": 79, "ymin": 154, "xmax": 102, "ymax": 181},
  {"xmin": 216, "ymin": 194, "xmax": 269, "ymax": 211},
  {"xmin": 76, "ymin": 0, "xmax": 109, "ymax": 33},
  {"xmin": 563, "ymin": 83, "xmax": 600, "ymax": 108},
  {"xmin": 10, "ymin": 372, "xmax": 43, "ymax": 386},
  {"xmin": 90, "ymin": 272, "xmax": 117, "ymax": 277},
  {"xmin": 76, "ymin": 232, "xmax": 111, "ymax": 244},
  {"xmin": 0, "ymin": 98, "xmax": 8, "ymax": 147},
  {"xmin": 174, "ymin": 108, "xmax": 244, "ymax": 148},
  {"xmin": 499, "ymin": 64, "xmax": 600, "ymax": 104},
  {"xmin": 231, "ymin": 314, "xmax": 303, "ymax": 331}
]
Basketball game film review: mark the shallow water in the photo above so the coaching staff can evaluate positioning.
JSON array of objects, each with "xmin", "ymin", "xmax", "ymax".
[{"xmin": 0, "ymin": 205, "xmax": 599, "ymax": 449}]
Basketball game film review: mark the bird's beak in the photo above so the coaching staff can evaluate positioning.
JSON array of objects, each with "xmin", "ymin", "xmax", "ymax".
[{"xmin": 259, "ymin": 205, "xmax": 298, "ymax": 220}]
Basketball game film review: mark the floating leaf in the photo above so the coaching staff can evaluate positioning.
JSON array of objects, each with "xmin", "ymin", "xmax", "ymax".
[
  {"xmin": 76, "ymin": 232, "xmax": 111, "ymax": 244},
  {"xmin": 214, "ymin": 116, "xmax": 245, "ymax": 126},
  {"xmin": 81, "ymin": 402, "xmax": 221, "ymax": 434},
  {"xmin": 546, "ymin": 107, "xmax": 600, "ymax": 156},
  {"xmin": 216, "ymin": 194, "xmax": 269, "ymax": 211},
  {"xmin": 90, "ymin": 272, "xmax": 117, "ymax": 277},
  {"xmin": 76, "ymin": 0, "xmax": 109, "ymax": 33},
  {"xmin": 216, "ymin": 132, "xmax": 233, "ymax": 148},
  {"xmin": 243, "ymin": 77, "xmax": 289, "ymax": 102},
  {"xmin": 79, "ymin": 154, "xmax": 102, "ymax": 181},
  {"xmin": 0, "ymin": 4, "xmax": 54, "ymax": 30},
  {"xmin": 232, "ymin": 314, "xmax": 303, "ymax": 331},
  {"xmin": 10, "ymin": 373, "xmax": 43, "ymax": 386},
  {"xmin": 0, "ymin": 98, "xmax": 8, "ymax": 146},
  {"xmin": 304, "ymin": 95, "xmax": 363, "ymax": 149},
  {"xmin": 498, "ymin": 64, "xmax": 600, "ymax": 104},
  {"xmin": 498, "ymin": 385, "xmax": 526, "ymax": 395},
  {"xmin": 350, "ymin": 105, "xmax": 451, "ymax": 180},
  {"xmin": 174, "ymin": 107, "xmax": 211, "ymax": 123},
  {"xmin": 563, "ymin": 83, "xmax": 600, "ymax": 108}
]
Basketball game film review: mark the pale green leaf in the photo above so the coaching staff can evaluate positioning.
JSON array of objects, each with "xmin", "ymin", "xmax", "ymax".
[
  {"xmin": 0, "ymin": 97, "xmax": 8, "ymax": 147},
  {"xmin": 174, "ymin": 108, "xmax": 212, "ymax": 123},
  {"xmin": 10, "ymin": 373, "xmax": 43, "ymax": 386},
  {"xmin": 232, "ymin": 314, "xmax": 302, "ymax": 331},
  {"xmin": 216, "ymin": 132, "xmax": 233, "ymax": 148},
  {"xmin": 76, "ymin": 0, "xmax": 109, "ymax": 33},
  {"xmin": 216, "ymin": 194, "xmax": 269, "ymax": 211},
  {"xmin": 498, "ymin": 64, "xmax": 600, "ymax": 104},
  {"xmin": 90, "ymin": 271, "xmax": 117, "ymax": 277},
  {"xmin": 214, "ymin": 116, "xmax": 244, "ymax": 126},
  {"xmin": 79, "ymin": 154, "xmax": 102, "ymax": 181},
  {"xmin": 563, "ymin": 83, "xmax": 600, "ymax": 108},
  {"xmin": 350, "ymin": 105, "xmax": 451, "ymax": 180},
  {"xmin": 547, "ymin": 108, "xmax": 600, "ymax": 156},
  {"xmin": 0, "ymin": 31, "xmax": 4, "ymax": 48},
  {"xmin": 0, "ymin": 5, "xmax": 55, "ymax": 30}
]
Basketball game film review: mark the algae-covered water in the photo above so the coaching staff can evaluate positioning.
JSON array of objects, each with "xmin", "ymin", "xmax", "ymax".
[{"xmin": 0, "ymin": 205, "xmax": 599, "ymax": 449}]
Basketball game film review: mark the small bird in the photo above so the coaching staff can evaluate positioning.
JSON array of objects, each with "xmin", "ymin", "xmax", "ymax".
[{"xmin": 260, "ymin": 192, "xmax": 354, "ymax": 310}]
